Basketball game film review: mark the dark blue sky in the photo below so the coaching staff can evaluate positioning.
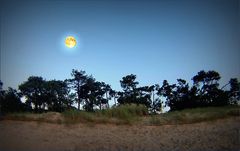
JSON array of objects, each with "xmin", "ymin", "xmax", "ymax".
[{"xmin": 1, "ymin": 0, "xmax": 239, "ymax": 90}]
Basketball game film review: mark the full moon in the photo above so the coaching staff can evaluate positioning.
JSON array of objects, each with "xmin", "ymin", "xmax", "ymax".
[{"xmin": 65, "ymin": 36, "xmax": 77, "ymax": 48}]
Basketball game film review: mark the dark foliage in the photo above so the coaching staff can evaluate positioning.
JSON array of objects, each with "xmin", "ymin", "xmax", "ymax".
[
  {"xmin": 118, "ymin": 74, "xmax": 160, "ymax": 112},
  {"xmin": 0, "ymin": 87, "xmax": 31, "ymax": 113},
  {"xmin": 158, "ymin": 70, "xmax": 239, "ymax": 111},
  {"xmin": 0, "ymin": 70, "xmax": 239, "ymax": 114}
]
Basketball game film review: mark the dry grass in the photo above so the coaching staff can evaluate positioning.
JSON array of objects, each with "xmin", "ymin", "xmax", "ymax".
[
  {"xmin": 1, "ymin": 105, "xmax": 239, "ymax": 126},
  {"xmin": 149, "ymin": 106, "xmax": 240, "ymax": 125},
  {"xmin": 1, "ymin": 112, "xmax": 64, "ymax": 124},
  {"xmin": 63, "ymin": 104, "xmax": 148, "ymax": 125}
]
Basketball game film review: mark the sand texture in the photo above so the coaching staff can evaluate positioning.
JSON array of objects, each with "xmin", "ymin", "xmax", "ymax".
[{"xmin": 0, "ymin": 117, "xmax": 239, "ymax": 151}]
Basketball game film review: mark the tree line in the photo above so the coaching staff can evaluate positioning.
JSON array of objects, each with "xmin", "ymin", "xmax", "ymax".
[{"xmin": 0, "ymin": 69, "xmax": 239, "ymax": 114}]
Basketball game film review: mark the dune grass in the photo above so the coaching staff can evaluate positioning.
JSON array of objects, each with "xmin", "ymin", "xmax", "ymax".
[
  {"xmin": 1, "ymin": 112, "xmax": 63, "ymax": 124},
  {"xmin": 149, "ymin": 106, "xmax": 240, "ymax": 125},
  {"xmin": 63, "ymin": 104, "xmax": 148, "ymax": 124},
  {"xmin": 1, "ymin": 112, "xmax": 44, "ymax": 121},
  {"xmin": 1, "ymin": 105, "xmax": 239, "ymax": 125}
]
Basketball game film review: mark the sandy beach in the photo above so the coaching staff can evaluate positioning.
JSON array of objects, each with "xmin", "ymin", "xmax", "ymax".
[{"xmin": 0, "ymin": 117, "xmax": 239, "ymax": 151}]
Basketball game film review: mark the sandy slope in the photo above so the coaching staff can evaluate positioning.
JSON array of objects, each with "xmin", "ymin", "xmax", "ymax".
[{"xmin": 0, "ymin": 117, "xmax": 239, "ymax": 151}]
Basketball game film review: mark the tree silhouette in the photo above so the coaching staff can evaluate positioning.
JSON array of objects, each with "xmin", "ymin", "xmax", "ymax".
[
  {"xmin": 229, "ymin": 78, "xmax": 240, "ymax": 104},
  {"xmin": 192, "ymin": 70, "xmax": 222, "ymax": 106},
  {"xmin": 158, "ymin": 80, "xmax": 176, "ymax": 111},
  {"xmin": 1, "ymin": 69, "xmax": 238, "ymax": 114},
  {"xmin": 119, "ymin": 74, "xmax": 138, "ymax": 104},
  {"xmin": 0, "ymin": 87, "xmax": 28, "ymax": 113},
  {"xmin": 136, "ymin": 86, "xmax": 151, "ymax": 108},
  {"xmin": 0, "ymin": 80, "xmax": 3, "ymax": 91},
  {"xmin": 118, "ymin": 74, "xmax": 152, "ymax": 108},
  {"xmin": 68, "ymin": 69, "xmax": 88, "ymax": 110},
  {"xmin": 102, "ymin": 83, "xmax": 111, "ymax": 109},
  {"xmin": 158, "ymin": 70, "xmax": 233, "ymax": 111},
  {"xmin": 158, "ymin": 79, "xmax": 199, "ymax": 111},
  {"xmin": 109, "ymin": 89, "xmax": 118, "ymax": 107},
  {"xmin": 149, "ymin": 84, "xmax": 162, "ymax": 113},
  {"xmin": 44, "ymin": 80, "xmax": 70, "ymax": 112},
  {"xmin": 119, "ymin": 74, "xmax": 137, "ymax": 105},
  {"xmin": 120, "ymin": 74, "xmax": 139, "ymax": 93},
  {"xmin": 19, "ymin": 76, "xmax": 46, "ymax": 112},
  {"xmin": 81, "ymin": 76, "xmax": 96, "ymax": 112},
  {"xmin": 0, "ymin": 80, "xmax": 4, "ymax": 114}
]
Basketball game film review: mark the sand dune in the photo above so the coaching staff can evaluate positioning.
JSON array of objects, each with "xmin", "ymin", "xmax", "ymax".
[{"xmin": 0, "ymin": 117, "xmax": 239, "ymax": 151}]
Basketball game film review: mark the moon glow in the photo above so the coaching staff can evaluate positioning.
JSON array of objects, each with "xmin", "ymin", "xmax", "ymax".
[{"xmin": 65, "ymin": 36, "xmax": 77, "ymax": 48}]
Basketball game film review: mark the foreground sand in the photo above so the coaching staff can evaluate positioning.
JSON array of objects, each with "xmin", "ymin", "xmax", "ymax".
[{"xmin": 0, "ymin": 117, "xmax": 239, "ymax": 151}]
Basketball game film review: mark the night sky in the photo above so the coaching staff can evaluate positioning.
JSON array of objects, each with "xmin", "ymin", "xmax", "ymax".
[{"xmin": 1, "ymin": 0, "xmax": 239, "ymax": 91}]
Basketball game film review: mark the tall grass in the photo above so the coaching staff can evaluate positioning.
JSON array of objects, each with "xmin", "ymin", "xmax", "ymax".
[
  {"xmin": 149, "ymin": 106, "xmax": 240, "ymax": 125},
  {"xmin": 63, "ymin": 109, "xmax": 96, "ymax": 124},
  {"xmin": 2, "ymin": 105, "xmax": 239, "ymax": 125},
  {"xmin": 100, "ymin": 104, "xmax": 147, "ymax": 118},
  {"xmin": 63, "ymin": 104, "xmax": 148, "ymax": 124}
]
